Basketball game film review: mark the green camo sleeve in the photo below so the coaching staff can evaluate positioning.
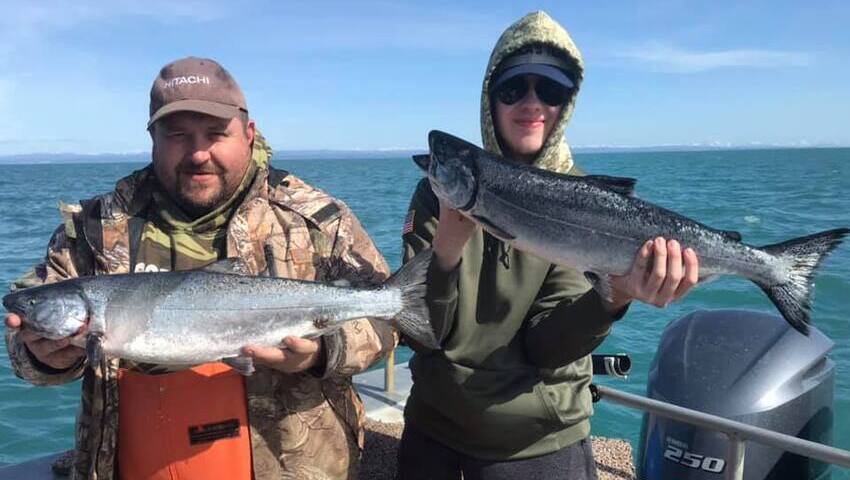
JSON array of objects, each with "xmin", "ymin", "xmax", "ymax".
[{"xmin": 6, "ymin": 225, "xmax": 87, "ymax": 385}]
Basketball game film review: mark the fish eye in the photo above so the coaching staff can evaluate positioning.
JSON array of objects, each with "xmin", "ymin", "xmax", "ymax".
[{"xmin": 28, "ymin": 299, "xmax": 36, "ymax": 305}]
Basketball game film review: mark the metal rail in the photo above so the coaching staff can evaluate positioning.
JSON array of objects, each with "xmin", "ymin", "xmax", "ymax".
[
  {"xmin": 384, "ymin": 348, "xmax": 395, "ymax": 393},
  {"xmin": 595, "ymin": 385, "xmax": 850, "ymax": 480}
]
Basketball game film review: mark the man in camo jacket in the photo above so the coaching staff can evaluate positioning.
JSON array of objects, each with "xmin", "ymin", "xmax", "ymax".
[{"xmin": 4, "ymin": 57, "xmax": 396, "ymax": 480}]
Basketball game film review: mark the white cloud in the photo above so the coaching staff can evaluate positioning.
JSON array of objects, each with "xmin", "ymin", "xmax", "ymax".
[
  {"xmin": 0, "ymin": 0, "xmax": 228, "ymax": 61},
  {"xmin": 617, "ymin": 42, "xmax": 813, "ymax": 73}
]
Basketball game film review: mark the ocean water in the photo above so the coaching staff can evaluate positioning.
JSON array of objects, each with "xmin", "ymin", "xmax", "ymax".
[{"xmin": 0, "ymin": 148, "xmax": 848, "ymax": 477}]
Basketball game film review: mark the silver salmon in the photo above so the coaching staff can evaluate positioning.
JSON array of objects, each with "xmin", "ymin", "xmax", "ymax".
[
  {"xmin": 416, "ymin": 130, "xmax": 848, "ymax": 335},
  {"xmin": 4, "ymin": 250, "xmax": 437, "ymax": 374}
]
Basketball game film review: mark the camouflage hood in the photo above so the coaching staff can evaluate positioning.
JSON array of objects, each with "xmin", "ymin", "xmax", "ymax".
[{"xmin": 480, "ymin": 11, "xmax": 584, "ymax": 173}]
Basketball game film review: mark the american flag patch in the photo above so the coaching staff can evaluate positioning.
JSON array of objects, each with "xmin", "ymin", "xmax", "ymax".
[{"xmin": 402, "ymin": 209, "xmax": 415, "ymax": 235}]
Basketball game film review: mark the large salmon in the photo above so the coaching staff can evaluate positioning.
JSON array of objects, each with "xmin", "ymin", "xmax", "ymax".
[
  {"xmin": 4, "ymin": 250, "xmax": 436, "ymax": 373},
  {"xmin": 417, "ymin": 130, "xmax": 848, "ymax": 335}
]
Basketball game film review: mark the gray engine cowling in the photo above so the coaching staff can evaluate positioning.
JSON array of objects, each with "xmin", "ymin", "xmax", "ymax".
[{"xmin": 638, "ymin": 309, "xmax": 834, "ymax": 479}]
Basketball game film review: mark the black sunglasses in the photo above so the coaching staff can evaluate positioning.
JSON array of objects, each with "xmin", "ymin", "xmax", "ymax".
[{"xmin": 493, "ymin": 76, "xmax": 572, "ymax": 107}]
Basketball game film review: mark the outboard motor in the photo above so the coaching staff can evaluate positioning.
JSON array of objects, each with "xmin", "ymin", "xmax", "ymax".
[{"xmin": 638, "ymin": 309, "xmax": 834, "ymax": 480}]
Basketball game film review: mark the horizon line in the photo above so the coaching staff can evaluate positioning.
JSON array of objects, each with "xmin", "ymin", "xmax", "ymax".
[
  {"xmin": 2, "ymin": 142, "xmax": 849, "ymax": 159},
  {"xmin": 1, "ymin": 143, "xmax": 849, "ymax": 165}
]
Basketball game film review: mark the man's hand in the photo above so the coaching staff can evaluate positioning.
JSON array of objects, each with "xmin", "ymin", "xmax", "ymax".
[
  {"xmin": 433, "ymin": 200, "xmax": 478, "ymax": 271},
  {"xmin": 5, "ymin": 313, "xmax": 86, "ymax": 370},
  {"xmin": 242, "ymin": 336, "xmax": 324, "ymax": 374},
  {"xmin": 605, "ymin": 237, "xmax": 700, "ymax": 313}
]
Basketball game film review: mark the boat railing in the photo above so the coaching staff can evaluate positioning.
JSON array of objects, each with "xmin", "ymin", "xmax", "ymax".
[
  {"xmin": 384, "ymin": 347, "xmax": 395, "ymax": 393},
  {"xmin": 592, "ymin": 384, "xmax": 850, "ymax": 480},
  {"xmin": 381, "ymin": 351, "xmax": 849, "ymax": 479}
]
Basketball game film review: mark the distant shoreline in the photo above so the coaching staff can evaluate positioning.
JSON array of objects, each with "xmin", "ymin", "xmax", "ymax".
[{"xmin": 1, "ymin": 146, "xmax": 847, "ymax": 165}]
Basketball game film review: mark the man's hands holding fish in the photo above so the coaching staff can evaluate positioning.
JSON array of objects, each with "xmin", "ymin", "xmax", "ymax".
[
  {"xmin": 5, "ymin": 313, "xmax": 85, "ymax": 370},
  {"xmin": 242, "ymin": 337, "xmax": 325, "ymax": 374},
  {"xmin": 432, "ymin": 200, "xmax": 700, "ymax": 314}
]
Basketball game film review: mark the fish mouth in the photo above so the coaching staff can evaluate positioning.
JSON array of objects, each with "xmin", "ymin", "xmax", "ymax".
[
  {"xmin": 411, "ymin": 154, "xmax": 431, "ymax": 172},
  {"xmin": 22, "ymin": 313, "xmax": 90, "ymax": 341},
  {"xmin": 2, "ymin": 292, "xmax": 27, "ymax": 317},
  {"xmin": 427, "ymin": 131, "xmax": 479, "ymax": 211},
  {"xmin": 2, "ymin": 288, "xmax": 92, "ymax": 340}
]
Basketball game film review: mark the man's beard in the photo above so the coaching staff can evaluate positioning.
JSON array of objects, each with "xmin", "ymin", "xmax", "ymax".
[{"xmin": 173, "ymin": 174, "xmax": 232, "ymax": 218}]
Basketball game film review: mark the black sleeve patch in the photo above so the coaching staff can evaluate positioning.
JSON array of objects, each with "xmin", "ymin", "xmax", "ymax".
[{"xmin": 311, "ymin": 203, "xmax": 342, "ymax": 225}]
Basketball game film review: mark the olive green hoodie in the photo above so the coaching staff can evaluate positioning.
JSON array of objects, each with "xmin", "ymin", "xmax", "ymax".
[{"xmin": 402, "ymin": 11, "xmax": 622, "ymax": 460}]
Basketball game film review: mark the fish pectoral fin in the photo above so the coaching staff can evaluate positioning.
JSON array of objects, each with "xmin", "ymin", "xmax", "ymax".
[
  {"xmin": 223, "ymin": 355, "xmax": 256, "ymax": 376},
  {"xmin": 201, "ymin": 258, "xmax": 252, "ymax": 276},
  {"xmin": 584, "ymin": 271, "xmax": 615, "ymax": 303},
  {"xmin": 85, "ymin": 333, "xmax": 104, "ymax": 366},
  {"xmin": 470, "ymin": 214, "xmax": 516, "ymax": 241},
  {"xmin": 720, "ymin": 230, "xmax": 743, "ymax": 241}
]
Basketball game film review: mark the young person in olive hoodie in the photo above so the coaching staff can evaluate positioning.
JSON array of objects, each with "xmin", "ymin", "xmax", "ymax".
[{"xmin": 398, "ymin": 11, "xmax": 700, "ymax": 480}]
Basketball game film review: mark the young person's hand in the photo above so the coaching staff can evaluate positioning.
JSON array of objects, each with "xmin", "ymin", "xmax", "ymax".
[
  {"xmin": 606, "ymin": 237, "xmax": 699, "ymax": 313},
  {"xmin": 432, "ymin": 200, "xmax": 478, "ymax": 271}
]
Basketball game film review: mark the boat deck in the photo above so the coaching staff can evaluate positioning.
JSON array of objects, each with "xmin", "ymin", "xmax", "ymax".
[
  {"xmin": 0, "ymin": 363, "xmax": 635, "ymax": 479},
  {"xmin": 354, "ymin": 363, "xmax": 636, "ymax": 480}
]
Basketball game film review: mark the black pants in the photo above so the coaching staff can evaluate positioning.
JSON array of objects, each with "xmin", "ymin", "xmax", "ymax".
[{"xmin": 396, "ymin": 423, "xmax": 599, "ymax": 480}]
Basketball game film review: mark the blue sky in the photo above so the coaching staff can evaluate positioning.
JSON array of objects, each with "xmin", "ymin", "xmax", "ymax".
[{"xmin": 0, "ymin": 0, "xmax": 848, "ymax": 155}]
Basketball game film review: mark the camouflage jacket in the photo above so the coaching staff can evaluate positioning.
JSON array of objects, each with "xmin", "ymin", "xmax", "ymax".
[{"xmin": 5, "ymin": 159, "xmax": 395, "ymax": 479}]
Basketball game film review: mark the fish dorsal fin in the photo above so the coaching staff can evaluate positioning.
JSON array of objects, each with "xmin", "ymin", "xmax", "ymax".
[
  {"xmin": 201, "ymin": 258, "xmax": 251, "ymax": 276},
  {"xmin": 412, "ymin": 154, "xmax": 431, "ymax": 172},
  {"xmin": 721, "ymin": 230, "xmax": 743, "ymax": 241},
  {"xmin": 583, "ymin": 175, "xmax": 637, "ymax": 196}
]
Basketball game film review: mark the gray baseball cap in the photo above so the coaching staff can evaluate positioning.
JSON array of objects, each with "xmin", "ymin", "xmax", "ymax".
[{"xmin": 148, "ymin": 57, "xmax": 248, "ymax": 128}]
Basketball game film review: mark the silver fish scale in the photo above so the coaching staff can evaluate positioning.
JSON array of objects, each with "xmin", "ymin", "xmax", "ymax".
[
  {"xmin": 80, "ymin": 271, "xmax": 402, "ymax": 364},
  {"xmin": 472, "ymin": 151, "xmax": 786, "ymax": 283}
]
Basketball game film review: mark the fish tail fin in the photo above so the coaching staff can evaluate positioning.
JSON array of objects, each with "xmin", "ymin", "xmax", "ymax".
[
  {"xmin": 385, "ymin": 249, "xmax": 439, "ymax": 349},
  {"xmin": 757, "ymin": 228, "xmax": 850, "ymax": 335}
]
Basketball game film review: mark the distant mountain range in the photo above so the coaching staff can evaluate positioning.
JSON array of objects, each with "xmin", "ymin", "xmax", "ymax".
[
  {"xmin": 1, "ymin": 145, "xmax": 847, "ymax": 165},
  {"xmin": 0, "ymin": 150, "xmax": 426, "ymax": 165},
  {"xmin": 0, "ymin": 152, "xmax": 150, "ymax": 165}
]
